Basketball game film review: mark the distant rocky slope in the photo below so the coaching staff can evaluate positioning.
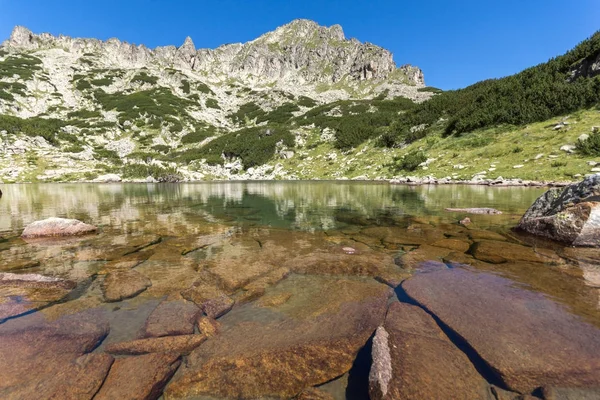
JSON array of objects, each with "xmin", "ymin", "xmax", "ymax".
[
  {"xmin": 0, "ymin": 21, "xmax": 598, "ymax": 184},
  {"xmin": 0, "ymin": 19, "xmax": 433, "ymax": 182}
]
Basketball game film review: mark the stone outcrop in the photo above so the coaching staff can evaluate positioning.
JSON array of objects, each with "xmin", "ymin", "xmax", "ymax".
[
  {"xmin": 369, "ymin": 302, "xmax": 491, "ymax": 399},
  {"xmin": 517, "ymin": 176, "xmax": 600, "ymax": 246},
  {"xmin": 402, "ymin": 267, "xmax": 600, "ymax": 393},
  {"xmin": 21, "ymin": 217, "xmax": 97, "ymax": 238}
]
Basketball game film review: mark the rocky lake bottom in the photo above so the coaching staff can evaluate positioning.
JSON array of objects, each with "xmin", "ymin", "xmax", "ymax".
[{"xmin": 0, "ymin": 182, "xmax": 599, "ymax": 399}]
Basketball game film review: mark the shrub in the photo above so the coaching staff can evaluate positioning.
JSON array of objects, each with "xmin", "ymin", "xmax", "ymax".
[
  {"xmin": 297, "ymin": 95, "xmax": 317, "ymax": 108},
  {"xmin": 181, "ymin": 79, "xmax": 191, "ymax": 94},
  {"xmin": 178, "ymin": 125, "xmax": 294, "ymax": 168},
  {"xmin": 391, "ymin": 151, "xmax": 427, "ymax": 172},
  {"xmin": 132, "ymin": 72, "xmax": 158, "ymax": 85},
  {"xmin": 121, "ymin": 163, "xmax": 181, "ymax": 181},
  {"xmin": 206, "ymin": 98, "xmax": 220, "ymax": 109},
  {"xmin": 0, "ymin": 55, "xmax": 43, "ymax": 80},
  {"xmin": 0, "ymin": 114, "xmax": 64, "ymax": 145},
  {"xmin": 576, "ymin": 132, "xmax": 600, "ymax": 156}
]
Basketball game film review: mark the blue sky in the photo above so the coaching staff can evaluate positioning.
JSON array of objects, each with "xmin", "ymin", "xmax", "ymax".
[{"xmin": 1, "ymin": 0, "xmax": 598, "ymax": 89}]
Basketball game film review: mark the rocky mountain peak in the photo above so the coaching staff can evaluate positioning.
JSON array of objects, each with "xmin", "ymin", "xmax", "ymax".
[{"xmin": 7, "ymin": 26, "xmax": 34, "ymax": 48}]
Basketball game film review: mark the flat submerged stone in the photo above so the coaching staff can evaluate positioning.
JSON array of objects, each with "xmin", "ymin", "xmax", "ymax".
[
  {"xmin": 369, "ymin": 302, "xmax": 491, "ymax": 400},
  {"xmin": 402, "ymin": 267, "xmax": 600, "ymax": 393},
  {"xmin": 165, "ymin": 276, "xmax": 392, "ymax": 399}
]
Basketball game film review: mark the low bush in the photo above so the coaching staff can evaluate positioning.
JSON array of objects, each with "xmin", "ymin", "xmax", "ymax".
[
  {"xmin": 576, "ymin": 132, "xmax": 600, "ymax": 156},
  {"xmin": 390, "ymin": 151, "xmax": 427, "ymax": 172}
]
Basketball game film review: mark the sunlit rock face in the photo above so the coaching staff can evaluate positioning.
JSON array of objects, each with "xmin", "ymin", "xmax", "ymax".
[{"xmin": 518, "ymin": 176, "xmax": 600, "ymax": 246}]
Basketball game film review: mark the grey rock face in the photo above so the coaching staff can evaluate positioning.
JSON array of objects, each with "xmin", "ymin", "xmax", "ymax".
[
  {"xmin": 2, "ymin": 19, "xmax": 424, "ymax": 87},
  {"xmin": 517, "ymin": 175, "xmax": 600, "ymax": 246}
]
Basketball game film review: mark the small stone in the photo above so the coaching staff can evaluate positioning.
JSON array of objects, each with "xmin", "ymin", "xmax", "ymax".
[
  {"xmin": 560, "ymin": 145, "xmax": 576, "ymax": 153},
  {"xmin": 579, "ymin": 133, "xmax": 590, "ymax": 142},
  {"xmin": 196, "ymin": 315, "xmax": 221, "ymax": 337},
  {"xmin": 534, "ymin": 153, "xmax": 544, "ymax": 160},
  {"xmin": 513, "ymin": 165, "xmax": 524, "ymax": 169},
  {"xmin": 459, "ymin": 217, "xmax": 471, "ymax": 226}
]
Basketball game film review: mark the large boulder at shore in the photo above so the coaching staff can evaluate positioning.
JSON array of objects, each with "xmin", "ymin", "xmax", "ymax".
[
  {"xmin": 165, "ymin": 276, "xmax": 392, "ymax": 399},
  {"xmin": 517, "ymin": 176, "xmax": 600, "ymax": 246},
  {"xmin": 402, "ymin": 267, "xmax": 600, "ymax": 393},
  {"xmin": 21, "ymin": 217, "xmax": 97, "ymax": 238},
  {"xmin": 369, "ymin": 302, "xmax": 491, "ymax": 400}
]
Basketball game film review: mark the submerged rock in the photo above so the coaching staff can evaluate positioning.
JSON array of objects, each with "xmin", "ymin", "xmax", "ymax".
[
  {"xmin": 94, "ymin": 352, "xmax": 181, "ymax": 400},
  {"xmin": 369, "ymin": 302, "xmax": 491, "ymax": 400},
  {"xmin": 139, "ymin": 300, "xmax": 201, "ymax": 338},
  {"xmin": 102, "ymin": 269, "xmax": 152, "ymax": 302},
  {"xmin": 21, "ymin": 217, "xmax": 97, "ymax": 238},
  {"xmin": 402, "ymin": 267, "xmax": 600, "ymax": 393},
  {"xmin": 0, "ymin": 309, "xmax": 110, "ymax": 398},
  {"xmin": 517, "ymin": 175, "xmax": 600, "ymax": 246},
  {"xmin": 105, "ymin": 335, "xmax": 207, "ymax": 355},
  {"xmin": 165, "ymin": 276, "xmax": 392, "ymax": 399}
]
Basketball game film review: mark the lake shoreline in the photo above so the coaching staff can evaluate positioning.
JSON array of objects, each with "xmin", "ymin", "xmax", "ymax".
[{"xmin": 0, "ymin": 178, "xmax": 575, "ymax": 187}]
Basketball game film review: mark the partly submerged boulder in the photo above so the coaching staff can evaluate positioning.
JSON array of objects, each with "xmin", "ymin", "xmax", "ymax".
[
  {"xmin": 517, "ymin": 176, "xmax": 600, "ymax": 246},
  {"xmin": 21, "ymin": 217, "xmax": 97, "ymax": 238}
]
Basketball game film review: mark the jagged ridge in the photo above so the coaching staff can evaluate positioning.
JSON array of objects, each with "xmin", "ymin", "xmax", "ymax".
[{"xmin": 2, "ymin": 19, "xmax": 424, "ymax": 86}]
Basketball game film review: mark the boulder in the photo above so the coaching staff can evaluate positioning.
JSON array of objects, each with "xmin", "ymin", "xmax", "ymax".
[
  {"xmin": 402, "ymin": 267, "xmax": 600, "ymax": 393},
  {"xmin": 94, "ymin": 352, "xmax": 181, "ymax": 400},
  {"xmin": 165, "ymin": 276, "xmax": 392, "ymax": 399},
  {"xmin": 21, "ymin": 217, "xmax": 97, "ymax": 238},
  {"xmin": 102, "ymin": 269, "xmax": 152, "ymax": 302},
  {"xmin": 517, "ymin": 175, "xmax": 600, "ymax": 246},
  {"xmin": 369, "ymin": 302, "xmax": 491, "ymax": 400}
]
